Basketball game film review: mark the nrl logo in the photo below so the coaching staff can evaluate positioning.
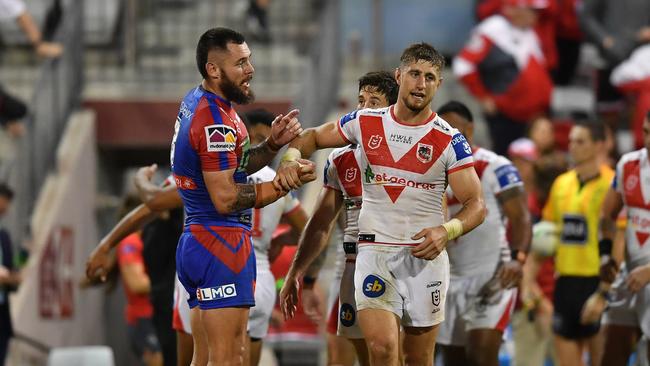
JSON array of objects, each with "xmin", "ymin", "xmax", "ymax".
[
  {"xmin": 626, "ymin": 175, "xmax": 639, "ymax": 191},
  {"xmin": 367, "ymin": 135, "xmax": 382, "ymax": 150},
  {"xmin": 417, "ymin": 143, "xmax": 433, "ymax": 163},
  {"xmin": 345, "ymin": 168, "xmax": 357, "ymax": 182}
]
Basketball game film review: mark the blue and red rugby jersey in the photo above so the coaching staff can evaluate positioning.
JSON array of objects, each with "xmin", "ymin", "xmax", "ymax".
[{"xmin": 170, "ymin": 85, "xmax": 252, "ymax": 229}]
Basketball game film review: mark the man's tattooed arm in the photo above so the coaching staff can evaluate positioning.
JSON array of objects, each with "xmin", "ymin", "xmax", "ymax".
[
  {"xmin": 246, "ymin": 140, "xmax": 278, "ymax": 174},
  {"xmin": 228, "ymin": 184, "xmax": 257, "ymax": 212}
]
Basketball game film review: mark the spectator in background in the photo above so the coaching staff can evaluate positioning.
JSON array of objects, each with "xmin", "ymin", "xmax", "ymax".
[
  {"xmin": 0, "ymin": 183, "xmax": 20, "ymax": 366},
  {"xmin": 529, "ymin": 116, "xmax": 569, "ymax": 175},
  {"xmin": 454, "ymin": 0, "xmax": 553, "ymax": 155},
  {"xmin": 477, "ymin": 0, "xmax": 559, "ymax": 71},
  {"xmin": 610, "ymin": 45, "xmax": 650, "ymax": 149},
  {"xmin": 245, "ymin": 0, "xmax": 271, "ymax": 44},
  {"xmin": 0, "ymin": 0, "xmax": 63, "ymax": 138},
  {"xmin": 116, "ymin": 195, "xmax": 163, "ymax": 366},
  {"xmin": 553, "ymin": 0, "xmax": 583, "ymax": 85},
  {"xmin": 578, "ymin": 0, "xmax": 650, "ymax": 129}
]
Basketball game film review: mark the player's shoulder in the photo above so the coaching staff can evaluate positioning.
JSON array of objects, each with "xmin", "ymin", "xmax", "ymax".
[
  {"xmin": 339, "ymin": 107, "xmax": 389, "ymax": 127},
  {"xmin": 619, "ymin": 148, "xmax": 646, "ymax": 166},
  {"xmin": 249, "ymin": 166, "xmax": 276, "ymax": 182},
  {"xmin": 431, "ymin": 114, "xmax": 457, "ymax": 137},
  {"xmin": 329, "ymin": 144, "xmax": 357, "ymax": 161}
]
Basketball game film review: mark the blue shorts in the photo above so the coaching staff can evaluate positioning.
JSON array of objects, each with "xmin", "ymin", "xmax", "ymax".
[{"xmin": 176, "ymin": 225, "xmax": 256, "ymax": 310}]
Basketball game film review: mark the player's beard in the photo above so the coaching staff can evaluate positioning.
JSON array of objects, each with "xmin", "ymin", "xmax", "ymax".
[
  {"xmin": 220, "ymin": 71, "xmax": 255, "ymax": 105},
  {"xmin": 403, "ymin": 94, "xmax": 431, "ymax": 113}
]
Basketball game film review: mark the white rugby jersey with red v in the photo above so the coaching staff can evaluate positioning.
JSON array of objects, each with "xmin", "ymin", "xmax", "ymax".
[{"xmin": 337, "ymin": 106, "xmax": 475, "ymax": 247}]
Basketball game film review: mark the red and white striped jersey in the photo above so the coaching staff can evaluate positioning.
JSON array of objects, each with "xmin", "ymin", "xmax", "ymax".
[
  {"xmin": 613, "ymin": 148, "xmax": 650, "ymax": 270},
  {"xmin": 337, "ymin": 106, "xmax": 474, "ymax": 247}
]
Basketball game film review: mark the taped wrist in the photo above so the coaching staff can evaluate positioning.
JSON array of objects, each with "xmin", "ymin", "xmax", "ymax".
[
  {"xmin": 254, "ymin": 182, "xmax": 286, "ymax": 208},
  {"xmin": 442, "ymin": 218, "xmax": 463, "ymax": 241},
  {"xmin": 599, "ymin": 238, "xmax": 613, "ymax": 257},
  {"xmin": 281, "ymin": 147, "xmax": 301, "ymax": 163}
]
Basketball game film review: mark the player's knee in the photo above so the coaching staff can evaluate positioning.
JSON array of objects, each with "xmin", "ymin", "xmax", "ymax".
[
  {"xmin": 404, "ymin": 348, "xmax": 433, "ymax": 366},
  {"xmin": 366, "ymin": 337, "xmax": 397, "ymax": 361}
]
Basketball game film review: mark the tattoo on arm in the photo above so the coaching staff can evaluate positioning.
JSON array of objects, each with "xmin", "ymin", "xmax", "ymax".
[
  {"xmin": 228, "ymin": 184, "xmax": 257, "ymax": 212},
  {"xmin": 246, "ymin": 141, "xmax": 276, "ymax": 174}
]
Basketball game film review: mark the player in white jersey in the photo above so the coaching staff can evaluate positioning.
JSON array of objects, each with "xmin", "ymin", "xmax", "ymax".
[
  {"xmin": 86, "ymin": 110, "xmax": 307, "ymax": 366},
  {"xmin": 279, "ymin": 43, "xmax": 486, "ymax": 366},
  {"xmin": 434, "ymin": 101, "xmax": 531, "ymax": 366},
  {"xmin": 581, "ymin": 111, "xmax": 650, "ymax": 365},
  {"xmin": 284, "ymin": 71, "xmax": 398, "ymax": 366}
]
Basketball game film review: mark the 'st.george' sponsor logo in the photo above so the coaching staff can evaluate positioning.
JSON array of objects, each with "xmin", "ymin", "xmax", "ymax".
[
  {"xmin": 197, "ymin": 284, "xmax": 237, "ymax": 301},
  {"xmin": 363, "ymin": 166, "xmax": 436, "ymax": 190},
  {"xmin": 205, "ymin": 125, "xmax": 237, "ymax": 152}
]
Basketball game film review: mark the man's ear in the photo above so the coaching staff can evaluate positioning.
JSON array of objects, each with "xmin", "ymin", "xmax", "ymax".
[
  {"xmin": 395, "ymin": 67, "xmax": 401, "ymax": 85},
  {"xmin": 205, "ymin": 61, "xmax": 221, "ymax": 80}
]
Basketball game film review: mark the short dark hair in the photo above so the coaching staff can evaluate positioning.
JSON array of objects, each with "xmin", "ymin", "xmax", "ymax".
[
  {"xmin": 242, "ymin": 109, "xmax": 275, "ymax": 128},
  {"xmin": 358, "ymin": 71, "xmax": 399, "ymax": 105},
  {"xmin": 196, "ymin": 27, "xmax": 246, "ymax": 79},
  {"xmin": 437, "ymin": 101, "xmax": 474, "ymax": 123},
  {"xmin": 0, "ymin": 182, "xmax": 14, "ymax": 200},
  {"xmin": 574, "ymin": 120, "xmax": 606, "ymax": 142},
  {"xmin": 400, "ymin": 42, "xmax": 446, "ymax": 70}
]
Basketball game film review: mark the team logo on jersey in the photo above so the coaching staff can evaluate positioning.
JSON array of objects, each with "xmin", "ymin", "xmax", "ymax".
[
  {"xmin": 197, "ymin": 284, "xmax": 237, "ymax": 301},
  {"xmin": 205, "ymin": 125, "xmax": 237, "ymax": 152},
  {"xmin": 417, "ymin": 143, "xmax": 433, "ymax": 163},
  {"xmin": 626, "ymin": 175, "xmax": 639, "ymax": 191},
  {"xmin": 340, "ymin": 303, "xmax": 356, "ymax": 327},
  {"xmin": 367, "ymin": 135, "xmax": 383, "ymax": 150},
  {"xmin": 345, "ymin": 167, "xmax": 358, "ymax": 182},
  {"xmin": 363, "ymin": 275, "xmax": 385, "ymax": 298}
]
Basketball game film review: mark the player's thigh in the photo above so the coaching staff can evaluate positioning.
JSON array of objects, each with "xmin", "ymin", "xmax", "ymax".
[
  {"xmin": 201, "ymin": 307, "xmax": 249, "ymax": 349},
  {"xmin": 190, "ymin": 307, "xmax": 208, "ymax": 365},
  {"xmin": 248, "ymin": 267, "xmax": 275, "ymax": 339},
  {"xmin": 176, "ymin": 330, "xmax": 193, "ymax": 366},
  {"xmin": 601, "ymin": 324, "xmax": 640, "ymax": 366},
  {"xmin": 350, "ymin": 338, "xmax": 370, "ymax": 366},
  {"xmin": 326, "ymin": 334, "xmax": 357, "ymax": 366},
  {"xmin": 467, "ymin": 328, "xmax": 503, "ymax": 366},
  {"xmin": 401, "ymin": 250, "xmax": 450, "ymax": 328},
  {"xmin": 439, "ymin": 344, "xmax": 467, "ymax": 366},
  {"xmin": 357, "ymin": 308, "xmax": 401, "ymax": 353},
  {"xmin": 553, "ymin": 335, "xmax": 585, "ymax": 366},
  {"xmin": 402, "ymin": 324, "xmax": 439, "ymax": 365}
]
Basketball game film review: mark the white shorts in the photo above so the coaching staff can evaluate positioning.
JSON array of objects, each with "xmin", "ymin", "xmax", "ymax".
[
  {"xmin": 436, "ymin": 272, "xmax": 517, "ymax": 346},
  {"xmin": 172, "ymin": 267, "xmax": 277, "ymax": 339},
  {"xmin": 603, "ymin": 264, "xmax": 650, "ymax": 338},
  {"xmin": 173, "ymin": 274, "xmax": 192, "ymax": 334},
  {"xmin": 248, "ymin": 266, "xmax": 277, "ymax": 339},
  {"xmin": 338, "ymin": 259, "xmax": 363, "ymax": 339},
  {"xmin": 354, "ymin": 245, "xmax": 450, "ymax": 327}
]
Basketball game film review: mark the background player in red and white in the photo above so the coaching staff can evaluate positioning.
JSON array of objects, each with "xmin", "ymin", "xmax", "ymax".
[
  {"xmin": 435, "ymin": 101, "xmax": 532, "ymax": 366},
  {"xmin": 581, "ymin": 111, "xmax": 650, "ymax": 365},
  {"xmin": 279, "ymin": 43, "xmax": 486, "ymax": 366},
  {"xmin": 284, "ymin": 71, "xmax": 398, "ymax": 366}
]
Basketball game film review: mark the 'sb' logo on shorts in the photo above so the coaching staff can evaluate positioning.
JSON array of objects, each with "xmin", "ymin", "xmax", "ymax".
[
  {"xmin": 363, "ymin": 275, "xmax": 385, "ymax": 298},
  {"xmin": 340, "ymin": 303, "xmax": 355, "ymax": 327}
]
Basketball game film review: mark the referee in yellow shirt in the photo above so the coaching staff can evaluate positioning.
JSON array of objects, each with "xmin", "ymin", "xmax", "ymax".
[{"xmin": 542, "ymin": 121, "xmax": 614, "ymax": 366}]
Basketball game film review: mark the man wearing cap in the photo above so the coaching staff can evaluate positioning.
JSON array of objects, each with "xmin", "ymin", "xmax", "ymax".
[{"xmin": 453, "ymin": 0, "xmax": 553, "ymax": 156}]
